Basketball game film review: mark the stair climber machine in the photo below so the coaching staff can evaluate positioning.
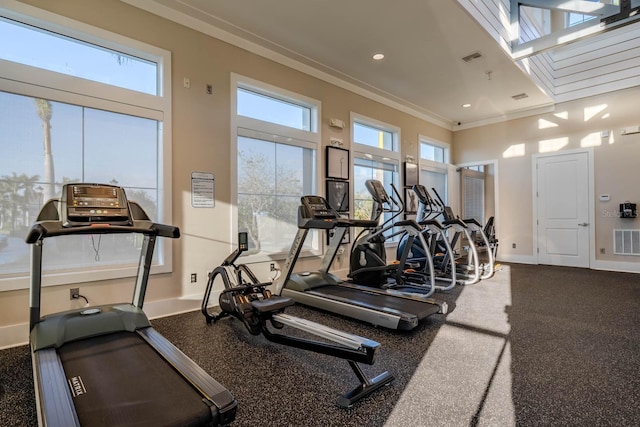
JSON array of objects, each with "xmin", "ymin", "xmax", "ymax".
[
  {"xmin": 349, "ymin": 179, "xmax": 438, "ymax": 295},
  {"xmin": 396, "ymin": 184, "xmax": 458, "ymax": 289},
  {"xmin": 431, "ymin": 187, "xmax": 496, "ymax": 282},
  {"xmin": 275, "ymin": 194, "xmax": 449, "ymax": 331},
  {"xmin": 27, "ymin": 183, "xmax": 237, "ymax": 427},
  {"xmin": 201, "ymin": 231, "xmax": 393, "ymax": 407}
]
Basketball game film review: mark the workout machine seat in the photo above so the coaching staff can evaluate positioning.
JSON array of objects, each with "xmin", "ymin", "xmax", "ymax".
[{"xmin": 251, "ymin": 296, "xmax": 295, "ymax": 314}]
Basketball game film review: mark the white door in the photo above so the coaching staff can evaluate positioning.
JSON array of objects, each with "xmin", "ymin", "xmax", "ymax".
[{"xmin": 536, "ymin": 152, "xmax": 590, "ymax": 267}]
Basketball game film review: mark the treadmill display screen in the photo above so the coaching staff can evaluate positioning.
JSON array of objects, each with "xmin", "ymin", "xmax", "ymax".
[
  {"xmin": 69, "ymin": 185, "xmax": 122, "ymax": 208},
  {"xmin": 64, "ymin": 184, "xmax": 132, "ymax": 226},
  {"xmin": 302, "ymin": 196, "xmax": 336, "ymax": 218}
]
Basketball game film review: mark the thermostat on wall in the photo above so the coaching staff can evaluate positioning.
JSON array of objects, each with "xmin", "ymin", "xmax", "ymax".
[{"xmin": 599, "ymin": 194, "xmax": 610, "ymax": 202}]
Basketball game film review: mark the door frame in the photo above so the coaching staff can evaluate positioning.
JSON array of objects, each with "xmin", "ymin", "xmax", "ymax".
[
  {"xmin": 532, "ymin": 148, "xmax": 595, "ymax": 267},
  {"xmin": 455, "ymin": 158, "xmax": 500, "ymax": 242}
]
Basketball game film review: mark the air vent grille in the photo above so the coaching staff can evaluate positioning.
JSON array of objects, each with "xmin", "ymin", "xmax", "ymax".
[
  {"xmin": 613, "ymin": 229, "xmax": 640, "ymax": 255},
  {"xmin": 512, "ymin": 93, "xmax": 529, "ymax": 100},
  {"xmin": 462, "ymin": 52, "xmax": 482, "ymax": 63}
]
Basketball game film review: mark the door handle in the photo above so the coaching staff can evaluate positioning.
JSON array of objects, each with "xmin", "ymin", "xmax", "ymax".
[{"xmin": 578, "ymin": 223, "xmax": 589, "ymax": 226}]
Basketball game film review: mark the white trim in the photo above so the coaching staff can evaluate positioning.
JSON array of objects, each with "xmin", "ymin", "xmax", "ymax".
[
  {"xmin": 144, "ymin": 293, "xmax": 206, "ymax": 320},
  {"xmin": 591, "ymin": 259, "xmax": 640, "ymax": 274},
  {"xmin": 0, "ymin": 293, "xmax": 210, "ymax": 350},
  {"xmin": 418, "ymin": 135, "xmax": 451, "ymax": 164},
  {"xmin": 531, "ymin": 148, "xmax": 595, "ymax": 267},
  {"xmin": 0, "ymin": 322, "xmax": 29, "ymax": 350},
  {"xmin": 496, "ymin": 254, "xmax": 537, "ymax": 265},
  {"xmin": 453, "ymin": 104, "xmax": 556, "ymax": 131},
  {"xmin": 351, "ymin": 112, "xmax": 402, "ymax": 162},
  {"xmin": 456, "ymin": 159, "xmax": 500, "ymax": 249},
  {"xmin": 121, "ymin": 0, "xmax": 452, "ymax": 130}
]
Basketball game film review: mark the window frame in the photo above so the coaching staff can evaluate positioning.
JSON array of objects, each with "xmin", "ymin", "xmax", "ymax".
[
  {"xmin": 419, "ymin": 135, "xmax": 450, "ymax": 164},
  {"xmin": 0, "ymin": 3, "xmax": 172, "ymax": 291},
  {"xmin": 231, "ymin": 73, "xmax": 321, "ymax": 263},
  {"xmin": 351, "ymin": 113, "xmax": 401, "ymax": 244}
]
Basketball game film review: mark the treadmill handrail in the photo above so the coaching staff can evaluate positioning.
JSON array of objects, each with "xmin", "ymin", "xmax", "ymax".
[
  {"xmin": 336, "ymin": 218, "xmax": 379, "ymax": 228},
  {"xmin": 26, "ymin": 221, "xmax": 179, "ymax": 243}
]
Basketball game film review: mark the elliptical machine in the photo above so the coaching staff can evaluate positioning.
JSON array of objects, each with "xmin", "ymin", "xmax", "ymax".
[
  {"xmin": 348, "ymin": 180, "xmax": 436, "ymax": 295},
  {"xmin": 396, "ymin": 184, "xmax": 458, "ymax": 290},
  {"xmin": 201, "ymin": 232, "xmax": 394, "ymax": 408},
  {"xmin": 430, "ymin": 188, "xmax": 496, "ymax": 281}
]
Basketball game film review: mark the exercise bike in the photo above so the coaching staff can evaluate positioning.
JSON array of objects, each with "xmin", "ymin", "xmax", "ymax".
[{"xmin": 201, "ymin": 232, "xmax": 394, "ymax": 408}]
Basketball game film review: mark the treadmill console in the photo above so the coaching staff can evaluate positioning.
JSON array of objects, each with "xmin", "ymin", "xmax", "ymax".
[
  {"xmin": 301, "ymin": 196, "xmax": 337, "ymax": 219},
  {"xmin": 61, "ymin": 183, "xmax": 133, "ymax": 227}
]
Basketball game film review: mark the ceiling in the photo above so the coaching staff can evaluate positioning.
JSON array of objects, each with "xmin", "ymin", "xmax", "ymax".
[{"xmin": 137, "ymin": 0, "xmax": 555, "ymax": 128}]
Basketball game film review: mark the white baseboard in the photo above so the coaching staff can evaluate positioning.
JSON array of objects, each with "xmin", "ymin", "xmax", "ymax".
[
  {"xmin": 496, "ymin": 254, "xmax": 537, "ymax": 264},
  {"xmin": 591, "ymin": 259, "xmax": 640, "ymax": 273},
  {"xmin": 0, "ymin": 292, "xmax": 218, "ymax": 350},
  {"xmin": 144, "ymin": 292, "xmax": 212, "ymax": 320},
  {"xmin": 497, "ymin": 254, "xmax": 640, "ymax": 273},
  {"xmin": 0, "ymin": 323, "xmax": 29, "ymax": 350}
]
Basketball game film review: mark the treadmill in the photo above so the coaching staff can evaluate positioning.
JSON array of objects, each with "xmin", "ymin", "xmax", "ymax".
[
  {"xmin": 275, "ymin": 195, "xmax": 449, "ymax": 331},
  {"xmin": 27, "ymin": 183, "xmax": 237, "ymax": 427}
]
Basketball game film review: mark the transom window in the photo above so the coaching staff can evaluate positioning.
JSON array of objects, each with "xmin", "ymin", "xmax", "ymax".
[
  {"xmin": 237, "ymin": 88, "xmax": 312, "ymax": 131},
  {"xmin": 0, "ymin": 5, "xmax": 171, "ymax": 291},
  {"xmin": 420, "ymin": 137, "xmax": 449, "ymax": 163},
  {"xmin": 233, "ymin": 75, "xmax": 320, "ymax": 259},
  {"xmin": 353, "ymin": 121, "xmax": 397, "ymax": 151},
  {"xmin": 0, "ymin": 17, "xmax": 158, "ymax": 95}
]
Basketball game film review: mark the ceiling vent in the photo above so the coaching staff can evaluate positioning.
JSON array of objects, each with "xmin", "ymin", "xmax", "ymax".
[
  {"xmin": 462, "ymin": 51, "xmax": 483, "ymax": 63},
  {"xmin": 511, "ymin": 93, "xmax": 529, "ymax": 100}
]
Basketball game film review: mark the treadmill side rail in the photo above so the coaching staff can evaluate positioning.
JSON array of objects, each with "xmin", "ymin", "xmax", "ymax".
[
  {"xmin": 32, "ymin": 348, "xmax": 80, "ymax": 427},
  {"xmin": 138, "ymin": 327, "xmax": 238, "ymax": 425}
]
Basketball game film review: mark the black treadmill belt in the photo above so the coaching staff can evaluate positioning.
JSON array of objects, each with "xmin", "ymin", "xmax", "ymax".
[
  {"xmin": 58, "ymin": 331, "xmax": 211, "ymax": 427},
  {"xmin": 311, "ymin": 284, "xmax": 440, "ymax": 319}
]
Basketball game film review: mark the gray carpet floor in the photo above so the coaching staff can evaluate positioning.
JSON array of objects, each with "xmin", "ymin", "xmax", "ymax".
[{"xmin": 1, "ymin": 263, "xmax": 638, "ymax": 426}]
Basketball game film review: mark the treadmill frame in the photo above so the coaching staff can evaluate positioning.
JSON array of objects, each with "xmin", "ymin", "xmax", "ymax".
[{"xmin": 27, "ymin": 192, "xmax": 237, "ymax": 427}]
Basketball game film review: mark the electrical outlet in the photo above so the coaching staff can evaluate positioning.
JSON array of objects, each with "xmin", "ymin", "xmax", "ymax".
[
  {"xmin": 270, "ymin": 263, "xmax": 276, "ymax": 271},
  {"xmin": 183, "ymin": 77, "xmax": 191, "ymax": 89},
  {"xmin": 190, "ymin": 273, "xmax": 197, "ymax": 283},
  {"xmin": 206, "ymin": 84, "xmax": 213, "ymax": 95},
  {"xmin": 70, "ymin": 288, "xmax": 79, "ymax": 300},
  {"xmin": 600, "ymin": 248, "xmax": 606, "ymax": 254},
  {"xmin": 512, "ymin": 243, "xmax": 516, "ymax": 249}
]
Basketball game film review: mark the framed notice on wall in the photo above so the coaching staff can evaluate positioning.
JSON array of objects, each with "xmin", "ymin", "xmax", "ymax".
[
  {"xmin": 326, "ymin": 146, "xmax": 350, "ymax": 180},
  {"xmin": 326, "ymin": 179, "xmax": 349, "ymax": 212}
]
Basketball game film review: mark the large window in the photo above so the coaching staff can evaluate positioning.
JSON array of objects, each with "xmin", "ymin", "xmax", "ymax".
[
  {"xmin": 233, "ymin": 75, "xmax": 320, "ymax": 259},
  {"xmin": 419, "ymin": 136, "xmax": 450, "ymax": 210},
  {"xmin": 352, "ymin": 114, "xmax": 400, "ymax": 240},
  {"xmin": 420, "ymin": 167, "xmax": 448, "ymax": 208},
  {"xmin": 0, "ymin": 5, "xmax": 171, "ymax": 291}
]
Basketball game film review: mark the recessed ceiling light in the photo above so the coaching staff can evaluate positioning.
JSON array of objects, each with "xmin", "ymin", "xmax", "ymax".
[
  {"xmin": 372, "ymin": 53, "xmax": 385, "ymax": 60},
  {"xmin": 462, "ymin": 103, "xmax": 471, "ymax": 108}
]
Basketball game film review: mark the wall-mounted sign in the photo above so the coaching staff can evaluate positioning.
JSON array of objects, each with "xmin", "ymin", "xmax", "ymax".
[{"xmin": 191, "ymin": 171, "xmax": 215, "ymax": 208}]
